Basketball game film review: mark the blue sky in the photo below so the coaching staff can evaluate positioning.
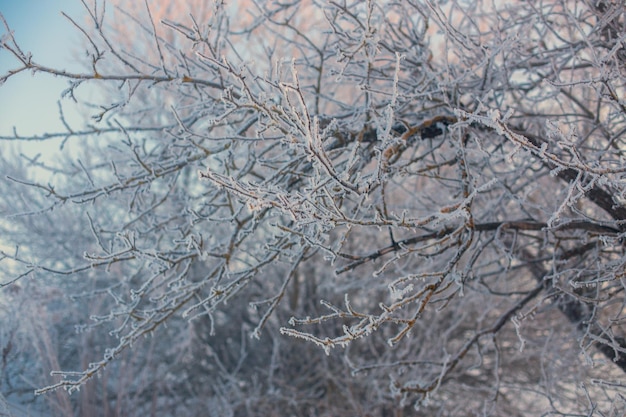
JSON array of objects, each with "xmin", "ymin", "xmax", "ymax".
[{"xmin": 0, "ymin": 0, "xmax": 85, "ymax": 137}]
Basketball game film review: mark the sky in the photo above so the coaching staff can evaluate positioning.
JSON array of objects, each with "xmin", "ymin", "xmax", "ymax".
[{"xmin": 0, "ymin": 0, "xmax": 85, "ymax": 138}]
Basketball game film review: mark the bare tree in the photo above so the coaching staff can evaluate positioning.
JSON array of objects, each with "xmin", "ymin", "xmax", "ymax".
[{"xmin": 1, "ymin": 0, "xmax": 626, "ymax": 415}]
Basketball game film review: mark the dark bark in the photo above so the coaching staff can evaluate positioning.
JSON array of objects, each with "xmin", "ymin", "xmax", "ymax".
[
  {"xmin": 520, "ymin": 130, "xmax": 626, "ymax": 227},
  {"xmin": 517, "ymin": 130, "xmax": 626, "ymax": 373}
]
